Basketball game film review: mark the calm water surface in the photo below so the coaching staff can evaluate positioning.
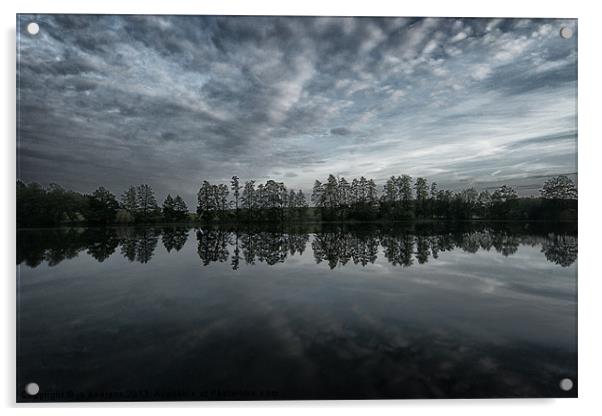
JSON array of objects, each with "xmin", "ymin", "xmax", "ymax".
[{"xmin": 17, "ymin": 222, "xmax": 577, "ymax": 401}]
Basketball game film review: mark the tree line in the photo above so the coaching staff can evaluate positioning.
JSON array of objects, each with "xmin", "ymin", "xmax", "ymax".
[
  {"xmin": 197, "ymin": 176, "xmax": 309, "ymax": 222},
  {"xmin": 18, "ymin": 223, "xmax": 577, "ymax": 269},
  {"xmin": 17, "ymin": 181, "xmax": 189, "ymax": 227},
  {"xmin": 16, "ymin": 174, "xmax": 576, "ymax": 227},
  {"xmin": 310, "ymin": 174, "xmax": 576, "ymax": 222}
]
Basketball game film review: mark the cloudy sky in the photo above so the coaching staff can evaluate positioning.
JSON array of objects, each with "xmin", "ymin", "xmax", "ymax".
[{"xmin": 17, "ymin": 15, "xmax": 577, "ymax": 206}]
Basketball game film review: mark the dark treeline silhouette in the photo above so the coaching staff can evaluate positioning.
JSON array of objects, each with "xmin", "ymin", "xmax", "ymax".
[
  {"xmin": 16, "ymin": 174, "xmax": 577, "ymax": 228},
  {"xmin": 311, "ymin": 174, "xmax": 577, "ymax": 222},
  {"xmin": 17, "ymin": 222, "xmax": 577, "ymax": 269},
  {"xmin": 17, "ymin": 181, "xmax": 189, "ymax": 228},
  {"xmin": 197, "ymin": 176, "xmax": 309, "ymax": 223}
]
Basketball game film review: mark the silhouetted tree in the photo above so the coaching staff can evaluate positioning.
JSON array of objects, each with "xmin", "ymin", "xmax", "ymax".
[
  {"xmin": 121, "ymin": 186, "xmax": 138, "ymax": 215},
  {"xmin": 173, "ymin": 195, "xmax": 188, "ymax": 221},
  {"xmin": 540, "ymin": 175, "xmax": 578, "ymax": 221},
  {"xmin": 17, "ymin": 181, "xmax": 87, "ymax": 227},
  {"xmin": 16, "ymin": 172, "xmax": 579, "ymax": 227},
  {"xmin": 491, "ymin": 185, "xmax": 518, "ymax": 219},
  {"xmin": 231, "ymin": 175, "xmax": 241, "ymax": 217},
  {"xmin": 429, "ymin": 181, "xmax": 438, "ymax": 218},
  {"xmin": 136, "ymin": 184, "xmax": 159, "ymax": 222},
  {"xmin": 163, "ymin": 194, "xmax": 176, "ymax": 221},
  {"xmin": 415, "ymin": 177, "xmax": 428, "ymax": 218},
  {"xmin": 86, "ymin": 186, "xmax": 119, "ymax": 224},
  {"xmin": 197, "ymin": 181, "xmax": 229, "ymax": 220}
]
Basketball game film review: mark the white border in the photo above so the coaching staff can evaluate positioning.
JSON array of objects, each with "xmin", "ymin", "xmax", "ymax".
[{"xmin": 2, "ymin": 1, "xmax": 601, "ymax": 415}]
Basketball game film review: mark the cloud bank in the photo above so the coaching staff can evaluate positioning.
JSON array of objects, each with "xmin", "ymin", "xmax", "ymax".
[{"xmin": 17, "ymin": 15, "xmax": 577, "ymax": 205}]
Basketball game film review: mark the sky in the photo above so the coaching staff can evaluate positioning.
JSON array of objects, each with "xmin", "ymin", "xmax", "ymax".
[{"xmin": 17, "ymin": 15, "xmax": 577, "ymax": 206}]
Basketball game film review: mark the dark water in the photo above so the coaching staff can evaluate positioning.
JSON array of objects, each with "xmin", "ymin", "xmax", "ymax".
[{"xmin": 17, "ymin": 222, "xmax": 577, "ymax": 401}]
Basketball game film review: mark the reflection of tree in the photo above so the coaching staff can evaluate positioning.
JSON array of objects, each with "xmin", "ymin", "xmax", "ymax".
[
  {"xmin": 17, "ymin": 224, "xmax": 578, "ymax": 269},
  {"xmin": 313, "ymin": 233, "xmax": 347, "ymax": 269},
  {"xmin": 17, "ymin": 228, "xmax": 118, "ymax": 267},
  {"xmin": 460, "ymin": 232, "xmax": 480, "ymax": 254},
  {"xmin": 231, "ymin": 232, "xmax": 241, "ymax": 270},
  {"xmin": 313, "ymin": 232, "xmax": 378, "ymax": 269},
  {"xmin": 117, "ymin": 227, "xmax": 159, "ymax": 264},
  {"xmin": 196, "ymin": 229, "xmax": 230, "ymax": 266},
  {"xmin": 288, "ymin": 233, "xmax": 309, "ymax": 257},
  {"xmin": 310, "ymin": 226, "xmax": 577, "ymax": 268},
  {"xmin": 240, "ymin": 232, "xmax": 309, "ymax": 266},
  {"xmin": 162, "ymin": 227, "xmax": 188, "ymax": 252},
  {"xmin": 541, "ymin": 234, "xmax": 578, "ymax": 267},
  {"xmin": 491, "ymin": 232, "xmax": 520, "ymax": 257},
  {"xmin": 381, "ymin": 234, "xmax": 413, "ymax": 267},
  {"xmin": 86, "ymin": 228, "xmax": 119, "ymax": 262},
  {"xmin": 415, "ymin": 236, "xmax": 430, "ymax": 264}
]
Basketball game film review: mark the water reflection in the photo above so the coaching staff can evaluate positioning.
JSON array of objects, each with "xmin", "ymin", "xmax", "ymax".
[
  {"xmin": 16, "ymin": 222, "xmax": 578, "ymax": 400},
  {"xmin": 17, "ymin": 223, "xmax": 577, "ymax": 269}
]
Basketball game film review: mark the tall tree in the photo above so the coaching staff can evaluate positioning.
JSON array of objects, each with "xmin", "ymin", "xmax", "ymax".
[
  {"xmin": 383, "ymin": 176, "xmax": 397, "ymax": 203},
  {"xmin": 323, "ymin": 175, "xmax": 339, "ymax": 209},
  {"xmin": 311, "ymin": 180, "xmax": 324, "ymax": 208},
  {"xmin": 87, "ymin": 186, "xmax": 119, "ymax": 224},
  {"xmin": 288, "ymin": 189, "xmax": 297, "ymax": 210},
  {"xmin": 429, "ymin": 182, "xmax": 438, "ymax": 218},
  {"xmin": 339, "ymin": 177, "xmax": 350, "ymax": 207},
  {"xmin": 295, "ymin": 190, "xmax": 308, "ymax": 208},
  {"xmin": 491, "ymin": 185, "xmax": 518, "ymax": 219},
  {"xmin": 415, "ymin": 177, "xmax": 428, "ymax": 201},
  {"xmin": 121, "ymin": 186, "xmax": 138, "ymax": 214},
  {"xmin": 241, "ymin": 180, "xmax": 256, "ymax": 210},
  {"xmin": 414, "ymin": 177, "xmax": 428, "ymax": 217},
  {"xmin": 197, "ymin": 181, "xmax": 214, "ymax": 217},
  {"xmin": 231, "ymin": 175, "xmax": 241, "ymax": 213},
  {"xmin": 136, "ymin": 184, "xmax": 158, "ymax": 222},
  {"xmin": 430, "ymin": 182, "xmax": 438, "ymax": 199},
  {"xmin": 398, "ymin": 175, "xmax": 413, "ymax": 203},
  {"xmin": 397, "ymin": 175, "xmax": 413, "ymax": 218},
  {"xmin": 216, "ymin": 184, "xmax": 230, "ymax": 212},
  {"xmin": 173, "ymin": 195, "xmax": 188, "ymax": 221},
  {"xmin": 162, "ymin": 194, "xmax": 175, "ymax": 221}
]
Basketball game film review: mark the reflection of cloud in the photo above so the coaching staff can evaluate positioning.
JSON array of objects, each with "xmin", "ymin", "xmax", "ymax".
[{"xmin": 18, "ymin": 226, "xmax": 577, "ymax": 399}]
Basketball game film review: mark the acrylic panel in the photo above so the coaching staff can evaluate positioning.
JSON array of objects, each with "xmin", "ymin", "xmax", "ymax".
[{"xmin": 16, "ymin": 15, "xmax": 578, "ymax": 402}]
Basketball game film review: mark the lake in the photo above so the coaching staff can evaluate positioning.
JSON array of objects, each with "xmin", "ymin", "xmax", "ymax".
[{"xmin": 16, "ymin": 222, "xmax": 577, "ymax": 401}]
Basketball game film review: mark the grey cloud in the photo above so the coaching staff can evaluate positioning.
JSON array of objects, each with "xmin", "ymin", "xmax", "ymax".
[
  {"xmin": 17, "ymin": 15, "xmax": 577, "ymax": 207},
  {"xmin": 330, "ymin": 127, "xmax": 352, "ymax": 136}
]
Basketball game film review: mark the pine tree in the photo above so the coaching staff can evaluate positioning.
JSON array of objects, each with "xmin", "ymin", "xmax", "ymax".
[
  {"xmin": 324, "ymin": 175, "xmax": 339, "ymax": 208},
  {"xmin": 295, "ymin": 190, "xmax": 308, "ymax": 208},
  {"xmin": 173, "ymin": 195, "xmax": 188, "ymax": 221},
  {"xmin": 197, "ymin": 181, "xmax": 213, "ymax": 215},
  {"xmin": 231, "ymin": 175, "xmax": 241, "ymax": 212},
  {"xmin": 339, "ymin": 177, "xmax": 350, "ymax": 207},
  {"xmin": 241, "ymin": 180, "xmax": 256, "ymax": 210},
  {"xmin": 311, "ymin": 180, "xmax": 324, "ymax": 207},
  {"xmin": 163, "ymin": 194, "xmax": 175, "ymax": 221},
  {"xmin": 121, "ymin": 186, "xmax": 138, "ymax": 214}
]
